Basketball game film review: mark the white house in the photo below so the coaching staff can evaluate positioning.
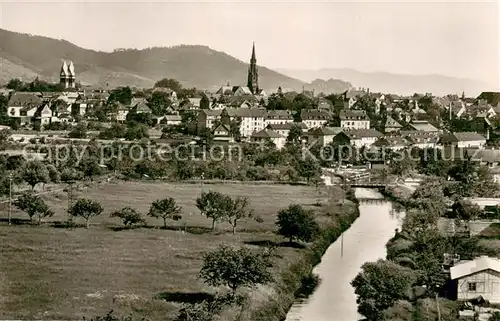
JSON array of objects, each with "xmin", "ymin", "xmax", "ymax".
[
  {"xmin": 251, "ymin": 129, "xmax": 286, "ymax": 150},
  {"xmin": 440, "ymin": 132, "xmax": 486, "ymax": 149},
  {"xmin": 339, "ymin": 110, "xmax": 370, "ymax": 130},
  {"xmin": 300, "ymin": 110, "xmax": 330, "ymax": 129},
  {"xmin": 267, "ymin": 122, "xmax": 307, "ymax": 138},
  {"xmin": 306, "ymin": 127, "xmax": 342, "ymax": 146},
  {"xmin": 265, "ymin": 110, "xmax": 293, "ymax": 126},
  {"xmin": 164, "ymin": 115, "xmax": 182, "ymax": 126},
  {"xmin": 7, "ymin": 92, "xmax": 44, "ymax": 125},
  {"xmin": 116, "ymin": 103, "xmax": 129, "ymax": 122},
  {"xmin": 450, "ymin": 256, "xmax": 500, "ymax": 304},
  {"xmin": 333, "ymin": 129, "xmax": 383, "ymax": 148},
  {"xmin": 235, "ymin": 108, "xmax": 267, "ymax": 138}
]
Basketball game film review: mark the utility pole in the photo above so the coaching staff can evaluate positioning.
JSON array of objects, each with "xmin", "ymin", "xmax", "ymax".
[{"xmin": 8, "ymin": 173, "xmax": 13, "ymax": 225}]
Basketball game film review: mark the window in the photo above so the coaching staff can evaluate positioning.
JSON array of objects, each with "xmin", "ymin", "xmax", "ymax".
[{"xmin": 468, "ymin": 282, "xmax": 477, "ymax": 291}]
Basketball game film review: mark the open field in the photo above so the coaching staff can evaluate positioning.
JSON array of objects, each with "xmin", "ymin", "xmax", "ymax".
[{"xmin": 0, "ymin": 181, "xmax": 345, "ymax": 320}]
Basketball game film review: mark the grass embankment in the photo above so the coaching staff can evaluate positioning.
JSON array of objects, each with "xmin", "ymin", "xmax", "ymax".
[
  {"xmin": 244, "ymin": 188, "xmax": 360, "ymax": 321},
  {"xmin": 0, "ymin": 181, "xmax": 359, "ymax": 320}
]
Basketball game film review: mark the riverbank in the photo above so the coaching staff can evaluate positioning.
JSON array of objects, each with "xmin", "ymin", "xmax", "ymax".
[{"xmin": 243, "ymin": 188, "xmax": 361, "ymax": 321}]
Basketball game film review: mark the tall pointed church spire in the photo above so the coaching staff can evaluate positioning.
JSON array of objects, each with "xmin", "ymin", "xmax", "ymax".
[
  {"xmin": 247, "ymin": 42, "xmax": 259, "ymax": 95},
  {"xmin": 251, "ymin": 42, "xmax": 256, "ymax": 63}
]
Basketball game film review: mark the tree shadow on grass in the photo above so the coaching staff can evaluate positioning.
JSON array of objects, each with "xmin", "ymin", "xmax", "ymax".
[
  {"xmin": 244, "ymin": 240, "xmax": 307, "ymax": 249},
  {"xmin": 108, "ymin": 225, "xmax": 214, "ymax": 235},
  {"xmin": 156, "ymin": 291, "xmax": 214, "ymax": 304},
  {"xmin": 0, "ymin": 218, "xmax": 32, "ymax": 225}
]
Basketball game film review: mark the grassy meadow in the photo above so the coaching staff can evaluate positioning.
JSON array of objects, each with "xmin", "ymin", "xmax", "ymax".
[{"xmin": 0, "ymin": 181, "xmax": 347, "ymax": 320}]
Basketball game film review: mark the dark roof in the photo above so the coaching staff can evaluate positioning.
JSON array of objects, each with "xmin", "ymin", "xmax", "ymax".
[
  {"xmin": 441, "ymin": 132, "xmax": 486, "ymax": 143},
  {"xmin": 408, "ymin": 121, "xmax": 439, "ymax": 132},
  {"xmin": 165, "ymin": 115, "xmax": 182, "ymax": 121},
  {"xmin": 344, "ymin": 129, "xmax": 383, "ymax": 139},
  {"xmin": 8, "ymin": 92, "xmax": 43, "ymax": 107},
  {"xmin": 266, "ymin": 110, "xmax": 293, "ymax": 120},
  {"xmin": 300, "ymin": 110, "xmax": 330, "ymax": 120},
  {"xmin": 373, "ymin": 136, "xmax": 408, "ymax": 147},
  {"xmin": 339, "ymin": 110, "xmax": 369, "ymax": 120},
  {"xmin": 33, "ymin": 104, "xmax": 51, "ymax": 118},
  {"xmin": 384, "ymin": 116, "xmax": 402, "ymax": 128},
  {"xmin": 307, "ymin": 127, "xmax": 342, "ymax": 136},
  {"xmin": 267, "ymin": 122, "xmax": 307, "ymax": 130},
  {"xmin": 231, "ymin": 108, "xmax": 267, "ymax": 118},
  {"xmin": 251, "ymin": 129, "xmax": 284, "ymax": 139},
  {"xmin": 477, "ymin": 92, "xmax": 500, "ymax": 106},
  {"xmin": 467, "ymin": 149, "xmax": 500, "ymax": 163}
]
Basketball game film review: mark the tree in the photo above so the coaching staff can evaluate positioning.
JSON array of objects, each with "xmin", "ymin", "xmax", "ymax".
[
  {"xmin": 107, "ymin": 86, "xmax": 132, "ymax": 106},
  {"xmin": 110, "ymin": 207, "xmax": 146, "ymax": 227},
  {"xmin": 154, "ymin": 78, "xmax": 183, "ymax": 92},
  {"xmin": 148, "ymin": 91, "xmax": 172, "ymax": 116},
  {"xmin": 286, "ymin": 124, "xmax": 303, "ymax": 146},
  {"xmin": 22, "ymin": 160, "xmax": 49, "ymax": 190},
  {"xmin": 196, "ymin": 191, "xmax": 231, "ymax": 230},
  {"xmin": 200, "ymin": 94, "xmax": 210, "ymax": 110},
  {"xmin": 351, "ymin": 259, "xmax": 418, "ymax": 321},
  {"xmin": 295, "ymin": 158, "xmax": 321, "ymax": 184},
  {"xmin": 452, "ymin": 200, "xmax": 483, "ymax": 228},
  {"xmin": 68, "ymin": 198, "xmax": 103, "ymax": 229},
  {"xmin": 14, "ymin": 192, "xmax": 54, "ymax": 224},
  {"xmin": 199, "ymin": 245, "xmax": 273, "ymax": 294},
  {"xmin": 409, "ymin": 177, "xmax": 447, "ymax": 217},
  {"xmin": 69, "ymin": 123, "xmax": 87, "ymax": 139},
  {"xmin": 148, "ymin": 197, "xmax": 182, "ymax": 228},
  {"xmin": 7, "ymin": 78, "xmax": 24, "ymax": 90},
  {"xmin": 46, "ymin": 164, "xmax": 60, "ymax": 183},
  {"xmin": 0, "ymin": 129, "xmax": 12, "ymax": 150},
  {"xmin": 60, "ymin": 167, "xmax": 83, "ymax": 183},
  {"xmin": 226, "ymin": 197, "xmax": 253, "ymax": 234},
  {"xmin": 276, "ymin": 204, "xmax": 319, "ymax": 243}
]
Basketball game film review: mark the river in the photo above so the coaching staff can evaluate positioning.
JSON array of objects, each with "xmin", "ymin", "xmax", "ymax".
[{"xmin": 285, "ymin": 188, "xmax": 403, "ymax": 321}]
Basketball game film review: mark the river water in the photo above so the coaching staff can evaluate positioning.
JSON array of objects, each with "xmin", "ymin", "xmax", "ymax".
[{"xmin": 285, "ymin": 188, "xmax": 403, "ymax": 321}]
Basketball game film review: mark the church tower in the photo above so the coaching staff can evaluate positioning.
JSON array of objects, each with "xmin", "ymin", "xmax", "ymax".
[
  {"xmin": 68, "ymin": 61, "xmax": 76, "ymax": 88},
  {"xmin": 247, "ymin": 42, "xmax": 259, "ymax": 95},
  {"xmin": 60, "ymin": 60, "xmax": 76, "ymax": 89},
  {"xmin": 60, "ymin": 61, "xmax": 69, "ymax": 88}
]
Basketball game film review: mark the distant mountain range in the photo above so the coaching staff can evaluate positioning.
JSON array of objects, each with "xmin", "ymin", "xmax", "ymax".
[
  {"xmin": 0, "ymin": 28, "xmax": 351, "ymax": 94},
  {"xmin": 276, "ymin": 68, "xmax": 493, "ymax": 97},
  {"xmin": 2, "ymin": 28, "xmax": 490, "ymax": 96}
]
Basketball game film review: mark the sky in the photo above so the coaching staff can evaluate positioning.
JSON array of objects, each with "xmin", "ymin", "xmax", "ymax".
[{"xmin": 0, "ymin": 0, "xmax": 499, "ymax": 87}]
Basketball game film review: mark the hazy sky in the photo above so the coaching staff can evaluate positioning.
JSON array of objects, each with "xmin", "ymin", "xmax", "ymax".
[{"xmin": 1, "ymin": 0, "xmax": 499, "ymax": 87}]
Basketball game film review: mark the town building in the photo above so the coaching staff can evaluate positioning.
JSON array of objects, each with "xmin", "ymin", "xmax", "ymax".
[
  {"xmin": 265, "ymin": 110, "xmax": 293, "ymax": 126},
  {"xmin": 450, "ymin": 256, "xmax": 500, "ymax": 304},
  {"xmin": 332, "ymin": 129, "xmax": 383, "ymax": 148},
  {"xmin": 266, "ymin": 122, "xmax": 307, "ymax": 138},
  {"xmin": 7, "ymin": 92, "xmax": 44, "ymax": 125},
  {"xmin": 33, "ymin": 104, "xmax": 52, "ymax": 127},
  {"xmin": 116, "ymin": 103, "xmax": 129, "ymax": 122},
  {"xmin": 383, "ymin": 116, "xmax": 402, "ymax": 132},
  {"xmin": 250, "ymin": 129, "xmax": 286, "ymax": 149},
  {"xmin": 372, "ymin": 136, "xmax": 408, "ymax": 151},
  {"xmin": 339, "ymin": 110, "xmax": 370, "ymax": 130},
  {"xmin": 400, "ymin": 130, "xmax": 439, "ymax": 149},
  {"xmin": 407, "ymin": 120, "xmax": 439, "ymax": 133},
  {"xmin": 301, "ymin": 110, "xmax": 330, "ymax": 129},
  {"xmin": 440, "ymin": 132, "xmax": 486, "ymax": 149},
  {"xmin": 212, "ymin": 123, "xmax": 233, "ymax": 143},
  {"xmin": 306, "ymin": 127, "xmax": 342, "ymax": 146}
]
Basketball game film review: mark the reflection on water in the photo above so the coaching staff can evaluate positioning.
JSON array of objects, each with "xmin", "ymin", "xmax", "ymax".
[{"xmin": 285, "ymin": 188, "xmax": 403, "ymax": 321}]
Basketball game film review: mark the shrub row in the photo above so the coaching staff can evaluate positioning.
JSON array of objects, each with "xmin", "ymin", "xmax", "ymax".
[{"xmin": 246, "ymin": 197, "xmax": 360, "ymax": 321}]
